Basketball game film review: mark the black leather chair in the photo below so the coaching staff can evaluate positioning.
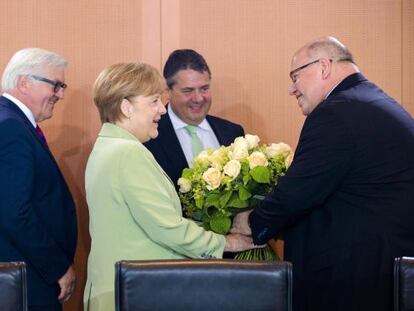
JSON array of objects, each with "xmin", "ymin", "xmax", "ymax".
[
  {"xmin": 0, "ymin": 262, "xmax": 27, "ymax": 311},
  {"xmin": 115, "ymin": 259, "xmax": 292, "ymax": 311},
  {"xmin": 394, "ymin": 257, "xmax": 414, "ymax": 311}
]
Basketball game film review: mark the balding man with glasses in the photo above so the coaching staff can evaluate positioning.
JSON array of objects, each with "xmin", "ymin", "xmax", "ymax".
[
  {"xmin": 232, "ymin": 36, "xmax": 414, "ymax": 311},
  {"xmin": 0, "ymin": 48, "xmax": 77, "ymax": 310}
]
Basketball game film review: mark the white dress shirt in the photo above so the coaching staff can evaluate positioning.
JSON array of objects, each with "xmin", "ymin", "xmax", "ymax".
[{"xmin": 168, "ymin": 104, "xmax": 220, "ymax": 166}]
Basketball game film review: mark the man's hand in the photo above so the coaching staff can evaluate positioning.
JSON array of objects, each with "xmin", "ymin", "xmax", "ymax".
[
  {"xmin": 224, "ymin": 233, "xmax": 265, "ymax": 252},
  {"xmin": 230, "ymin": 209, "xmax": 252, "ymax": 236},
  {"xmin": 57, "ymin": 265, "xmax": 76, "ymax": 303}
]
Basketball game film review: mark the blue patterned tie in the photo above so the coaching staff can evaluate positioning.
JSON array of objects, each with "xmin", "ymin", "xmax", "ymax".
[{"xmin": 185, "ymin": 125, "xmax": 203, "ymax": 157}]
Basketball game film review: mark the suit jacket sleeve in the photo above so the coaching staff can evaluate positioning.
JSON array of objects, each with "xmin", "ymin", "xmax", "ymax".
[
  {"xmin": 0, "ymin": 119, "xmax": 72, "ymax": 283},
  {"xmin": 119, "ymin": 144, "xmax": 226, "ymax": 258},
  {"xmin": 249, "ymin": 103, "xmax": 355, "ymax": 244}
]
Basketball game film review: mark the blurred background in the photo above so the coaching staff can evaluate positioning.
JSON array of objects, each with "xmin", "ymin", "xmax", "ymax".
[{"xmin": 1, "ymin": 1, "xmax": 413, "ymax": 309}]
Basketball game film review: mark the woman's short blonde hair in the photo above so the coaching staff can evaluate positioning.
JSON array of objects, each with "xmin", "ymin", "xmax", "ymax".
[{"xmin": 93, "ymin": 62, "xmax": 166, "ymax": 123}]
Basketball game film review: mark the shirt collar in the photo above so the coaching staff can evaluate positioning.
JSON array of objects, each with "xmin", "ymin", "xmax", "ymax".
[
  {"xmin": 325, "ymin": 83, "xmax": 340, "ymax": 99},
  {"xmin": 3, "ymin": 93, "xmax": 36, "ymax": 127},
  {"xmin": 168, "ymin": 104, "xmax": 210, "ymax": 131}
]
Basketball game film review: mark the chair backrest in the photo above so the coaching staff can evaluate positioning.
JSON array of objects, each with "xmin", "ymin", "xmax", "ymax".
[
  {"xmin": 394, "ymin": 257, "xmax": 414, "ymax": 311},
  {"xmin": 115, "ymin": 259, "xmax": 292, "ymax": 311},
  {"xmin": 0, "ymin": 262, "xmax": 27, "ymax": 311}
]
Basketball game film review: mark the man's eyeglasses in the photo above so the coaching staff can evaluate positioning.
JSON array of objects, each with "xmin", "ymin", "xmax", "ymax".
[
  {"xmin": 290, "ymin": 58, "xmax": 353, "ymax": 82},
  {"xmin": 289, "ymin": 59, "xmax": 322, "ymax": 82},
  {"xmin": 30, "ymin": 75, "xmax": 67, "ymax": 93}
]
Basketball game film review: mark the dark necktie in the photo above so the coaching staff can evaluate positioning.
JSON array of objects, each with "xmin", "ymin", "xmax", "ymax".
[{"xmin": 36, "ymin": 125, "xmax": 48, "ymax": 147}]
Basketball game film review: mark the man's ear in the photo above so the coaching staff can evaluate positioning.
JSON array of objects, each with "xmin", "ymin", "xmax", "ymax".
[
  {"xmin": 165, "ymin": 87, "xmax": 173, "ymax": 102},
  {"xmin": 161, "ymin": 89, "xmax": 169, "ymax": 105},
  {"xmin": 120, "ymin": 98, "xmax": 132, "ymax": 119},
  {"xmin": 16, "ymin": 75, "xmax": 31, "ymax": 94},
  {"xmin": 320, "ymin": 58, "xmax": 332, "ymax": 79}
]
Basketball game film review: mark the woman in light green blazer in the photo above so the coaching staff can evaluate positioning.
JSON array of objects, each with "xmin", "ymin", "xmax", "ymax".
[{"xmin": 83, "ymin": 63, "xmax": 256, "ymax": 311}]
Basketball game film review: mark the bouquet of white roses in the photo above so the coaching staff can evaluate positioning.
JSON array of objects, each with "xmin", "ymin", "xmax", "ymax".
[{"xmin": 178, "ymin": 134, "xmax": 293, "ymax": 260}]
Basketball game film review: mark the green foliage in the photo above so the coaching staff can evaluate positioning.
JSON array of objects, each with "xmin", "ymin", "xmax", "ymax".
[
  {"xmin": 178, "ymin": 136, "xmax": 293, "ymax": 261},
  {"xmin": 204, "ymin": 192, "xmax": 221, "ymax": 209},
  {"xmin": 250, "ymin": 166, "xmax": 270, "ymax": 183},
  {"xmin": 219, "ymin": 190, "xmax": 233, "ymax": 208},
  {"xmin": 227, "ymin": 192, "xmax": 249, "ymax": 209},
  {"xmin": 238, "ymin": 186, "xmax": 252, "ymax": 201},
  {"xmin": 210, "ymin": 213, "xmax": 232, "ymax": 235}
]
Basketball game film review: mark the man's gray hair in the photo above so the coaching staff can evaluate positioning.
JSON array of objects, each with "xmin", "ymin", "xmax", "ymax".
[
  {"xmin": 1, "ymin": 48, "xmax": 67, "ymax": 92},
  {"xmin": 306, "ymin": 36, "xmax": 354, "ymax": 63}
]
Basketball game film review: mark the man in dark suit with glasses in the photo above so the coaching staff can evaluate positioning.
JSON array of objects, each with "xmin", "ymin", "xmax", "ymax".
[
  {"xmin": 0, "ymin": 48, "xmax": 77, "ymax": 311},
  {"xmin": 232, "ymin": 36, "xmax": 414, "ymax": 311}
]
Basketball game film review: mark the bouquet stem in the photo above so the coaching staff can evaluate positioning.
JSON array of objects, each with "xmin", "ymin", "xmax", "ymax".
[{"xmin": 234, "ymin": 239, "xmax": 280, "ymax": 261}]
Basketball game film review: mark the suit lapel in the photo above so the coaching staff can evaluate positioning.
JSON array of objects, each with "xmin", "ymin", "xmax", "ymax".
[
  {"xmin": 157, "ymin": 112, "xmax": 189, "ymax": 171},
  {"xmin": 207, "ymin": 115, "xmax": 225, "ymax": 145},
  {"xmin": 0, "ymin": 96, "xmax": 56, "ymax": 157},
  {"xmin": 207, "ymin": 115, "xmax": 239, "ymax": 147}
]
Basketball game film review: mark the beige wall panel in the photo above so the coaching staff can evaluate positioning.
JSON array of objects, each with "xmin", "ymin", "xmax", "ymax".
[
  {"xmin": 142, "ymin": 1, "xmax": 162, "ymax": 67},
  {"xmin": 0, "ymin": 1, "xmax": 147, "ymax": 310},
  {"xmin": 161, "ymin": 0, "xmax": 181, "ymax": 60},
  {"xmin": 169, "ymin": 0, "xmax": 403, "ymax": 149},
  {"xmin": 0, "ymin": 0, "xmax": 411, "ymax": 310},
  {"xmin": 164, "ymin": 0, "xmax": 404, "ymax": 259},
  {"xmin": 403, "ymin": 0, "xmax": 414, "ymax": 116}
]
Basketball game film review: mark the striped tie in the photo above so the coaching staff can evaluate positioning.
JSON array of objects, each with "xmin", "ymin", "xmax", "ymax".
[{"xmin": 185, "ymin": 125, "xmax": 203, "ymax": 157}]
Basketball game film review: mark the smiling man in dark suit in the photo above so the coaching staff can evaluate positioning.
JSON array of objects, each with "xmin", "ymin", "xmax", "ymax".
[
  {"xmin": 144, "ymin": 49, "xmax": 244, "ymax": 191},
  {"xmin": 232, "ymin": 37, "xmax": 414, "ymax": 311},
  {"xmin": 0, "ymin": 48, "xmax": 77, "ymax": 310}
]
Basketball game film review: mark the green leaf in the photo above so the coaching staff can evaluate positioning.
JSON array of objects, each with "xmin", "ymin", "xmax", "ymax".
[
  {"xmin": 181, "ymin": 168, "xmax": 193, "ymax": 178},
  {"xmin": 238, "ymin": 186, "xmax": 252, "ymax": 201},
  {"xmin": 227, "ymin": 193, "xmax": 249, "ymax": 209},
  {"xmin": 191, "ymin": 209, "xmax": 203, "ymax": 221},
  {"xmin": 219, "ymin": 190, "xmax": 233, "ymax": 208},
  {"xmin": 250, "ymin": 166, "xmax": 270, "ymax": 183},
  {"xmin": 202, "ymin": 217, "xmax": 211, "ymax": 231},
  {"xmin": 204, "ymin": 193, "xmax": 221, "ymax": 208},
  {"xmin": 243, "ymin": 174, "xmax": 251, "ymax": 185},
  {"xmin": 204, "ymin": 205, "xmax": 218, "ymax": 217},
  {"xmin": 195, "ymin": 196, "xmax": 204, "ymax": 209},
  {"xmin": 241, "ymin": 161, "xmax": 250, "ymax": 175},
  {"xmin": 210, "ymin": 213, "xmax": 231, "ymax": 234}
]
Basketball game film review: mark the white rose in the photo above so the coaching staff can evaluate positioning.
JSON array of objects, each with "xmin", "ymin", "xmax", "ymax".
[
  {"xmin": 265, "ymin": 142, "xmax": 292, "ymax": 158},
  {"xmin": 233, "ymin": 137, "xmax": 249, "ymax": 149},
  {"xmin": 245, "ymin": 134, "xmax": 260, "ymax": 149},
  {"xmin": 194, "ymin": 150, "xmax": 210, "ymax": 165},
  {"xmin": 223, "ymin": 160, "xmax": 241, "ymax": 179},
  {"xmin": 230, "ymin": 137, "xmax": 249, "ymax": 160},
  {"xmin": 177, "ymin": 177, "xmax": 191, "ymax": 193},
  {"xmin": 229, "ymin": 148, "xmax": 249, "ymax": 161},
  {"xmin": 202, "ymin": 167, "xmax": 222, "ymax": 190},
  {"xmin": 209, "ymin": 147, "xmax": 227, "ymax": 169},
  {"xmin": 248, "ymin": 151, "xmax": 268, "ymax": 169},
  {"xmin": 285, "ymin": 152, "xmax": 294, "ymax": 168}
]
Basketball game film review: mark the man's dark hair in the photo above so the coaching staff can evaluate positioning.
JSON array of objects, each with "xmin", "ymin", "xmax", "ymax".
[{"xmin": 163, "ymin": 49, "xmax": 211, "ymax": 89}]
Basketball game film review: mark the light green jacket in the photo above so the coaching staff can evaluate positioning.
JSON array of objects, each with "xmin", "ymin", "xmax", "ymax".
[{"xmin": 84, "ymin": 123, "xmax": 225, "ymax": 311}]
